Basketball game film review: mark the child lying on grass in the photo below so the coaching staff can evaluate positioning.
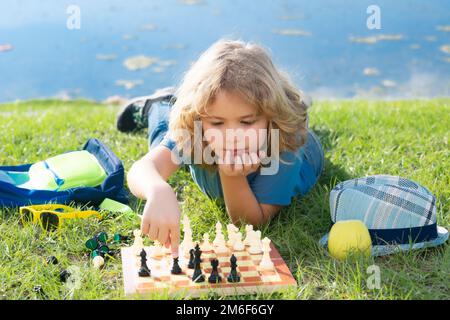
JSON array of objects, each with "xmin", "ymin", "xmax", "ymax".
[{"xmin": 118, "ymin": 38, "xmax": 324, "ymax": 256}]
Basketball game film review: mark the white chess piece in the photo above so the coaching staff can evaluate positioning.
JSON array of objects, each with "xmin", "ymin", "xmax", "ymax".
[
  {"xmin": 132, "ymin": 229, "xmax": 144, "ymax": 256},
  {"xmin": 213, "ymin": 222, "xmax": 225, "ymax": 246},
  {"xmin": 182, "ymin": 230, "xmax": 194, "ymax": 257},
  {"xmin": 213, "ymin": 224, "xmax": 228, "ymax": 253},
  {"xmin": 163, "ymin": 243, "xmax": 172, "ymax": 254},
  {"xmin": 259, "ymin": 237, "xmax": 274, "ymax": 270},
  {"xmin": 180, "ymin": 215, "xmax": 194, "ymax": 257},
  {"xmin": 233, "ymin": 231, "xmax": 245, "ymax": 251},
  {"xmin": 182, "ymin": 228, "xmax": 193, "ymax": 249},
  {"xmin": 180, "ymin": 216, "xmax": 190, "ymax": 241},
  {"xmin": 160, "ymin": 255, "xmax": 171, "ymax": 271},
  {"xmin": 248, "ymin": 230, "xmax": 263, "ymax": 254},
  {"xmin": 227, "ymin": 232, "xmax": 235, "ymax": 247},
  {"xmin": 92, "ymin": 255, "xmax": 104, "ymax": 269},
  {"xmin": 215, "ymin": 240, "xmax": 229, "ymax": 254},
  {"xmin": 227, "ymin": 224, "xmax": 238, "ymax": 247},
  {"xmin": 201, "ymin": 233, "xmax": 214, "ymax": 252},
  {"xmin": 151, "ymin": 240, "xmax": 164, "ymax": 258},
  {"xmin": 243, "ymin": 225, "xmax": 254, "ymax": 246}
]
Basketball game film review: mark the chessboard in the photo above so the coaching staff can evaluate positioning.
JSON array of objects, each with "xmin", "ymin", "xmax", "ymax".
[{"xmin": 121, "ymin": 242, "xmax": 297, "ymax": 298}]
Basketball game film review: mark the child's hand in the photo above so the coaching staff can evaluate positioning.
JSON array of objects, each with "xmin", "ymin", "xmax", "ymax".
[
  {"xmin": 218, "ymin": 150, "xmax": 265, "ymax": 177},
  {"xmin": 140, "ymin": 182, "xmax": 181, "ymax": 256}
]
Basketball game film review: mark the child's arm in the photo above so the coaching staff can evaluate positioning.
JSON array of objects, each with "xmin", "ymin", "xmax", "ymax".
[
  {"xmin": 127, "ymin": 146, "xmax": 180, "ymax": 198},
  {"xmin": 218, "ymin": 152, "xmax": 283, "ymax": 226},
  {"xmin": 219, "ymin": 172, "xmax": 282, "ymax": 226},
  {"xmin": 127, "ymin": 145, "xmax": 181, "ymax": 255}
]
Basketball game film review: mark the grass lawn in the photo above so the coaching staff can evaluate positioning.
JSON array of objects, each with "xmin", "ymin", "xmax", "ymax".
[{"xmin": 0, "ymin": 98, "xmax": 448, "ymax": 300}]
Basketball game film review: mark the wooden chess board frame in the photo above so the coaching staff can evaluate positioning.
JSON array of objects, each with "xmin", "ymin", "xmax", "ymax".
[{"xmin": 121, "ymin": 243, "xmax": 297, "ymax": 298}]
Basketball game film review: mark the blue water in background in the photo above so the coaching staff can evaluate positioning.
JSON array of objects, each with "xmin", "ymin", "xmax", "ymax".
[{"xmin": 0, "ymin": 0, "xmax": 449, "ymax": 102}]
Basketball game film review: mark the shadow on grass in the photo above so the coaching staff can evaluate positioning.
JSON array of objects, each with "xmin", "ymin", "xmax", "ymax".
[
  {"xmin": 313, "ymin": 125, "xmax": 353, "ymax": 186},
  {"xmin": 263, "ymin": 125, "xmax": 354, "ymax": 264}
]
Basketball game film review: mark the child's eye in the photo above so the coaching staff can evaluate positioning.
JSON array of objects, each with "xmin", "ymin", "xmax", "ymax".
[
  {"xmin": 211, "ymin": 122, "xmax": 223, "ymax": 126},
  {"xmin": 241, "ymin": 121, "xmax": 255, "ymax": 125}
]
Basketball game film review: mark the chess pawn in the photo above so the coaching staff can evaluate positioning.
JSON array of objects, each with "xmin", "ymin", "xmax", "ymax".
[
  {"xmin": 151, "ymin": 240, "xmax": 164, "ymax": 258},
  {"xmin": 226, "ymin": 224, "xmax": 238, "ymax": 247},
  {"xmin": 226, "ymin": 232, "xmax": 235, "ymax": 247},
  {"xmin": 248, "ymin": 230, "xmax": 263, "ymax": 254},
  {"xmin": 209, "ymin": 252, "xmax": 217, "ymax": 261},
  {"xmin": 259, "ymin": 237, "xmax": 274, "ymax": 270},
  {"xmin": 215, "ymin": 241, "xmax": 229, "ymax": 254},
  {"xmin": 92, "ymin": 255, "xmax": 104, "ymax": 269},
  {"xmin": 208, "ymin": 258, "xmax": 222, "ymax": 284},
  {"xmin": 213, "ymin": 222, "xmax": 225, "ymax": 246},
  {"xmin": 243, "ymin": 225, "xmax": 254, "ymax": 246},
  {"xmin": 160, "ymin": 255, "xmax": 171, "ymax": 270},
  {"xmin": 214, "ymin": 229, "xmax": 229, "ymax": 253},
  {"xmin": 201, "ymin": 233, "xmax": 213, "ymax": 252},
  {"xmin": 171, "ymin": 257, "xmax": 182, "ymax": 275},
  {"xmin": 213, "ymin": 232, "xmax": 226, "ymax": 247},
  {"xmin": 227, "ymin": 254, "xmax": 240, "ymax": 283},
  {"xmin": 232, "ymin": 232, "xmax": 245, "ymax": 251},
  {"xmin": 132, "ymin": 229, "xmax": 144, "ymax": 256}
]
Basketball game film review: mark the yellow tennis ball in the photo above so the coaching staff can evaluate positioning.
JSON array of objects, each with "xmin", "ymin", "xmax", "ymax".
[{"xmin": 328, "ymin": 220, "xmax": 372, "ymax": 260}]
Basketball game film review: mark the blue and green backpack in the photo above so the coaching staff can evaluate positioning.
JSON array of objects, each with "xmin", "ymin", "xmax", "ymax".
[{"xmin": 0, "ymin": 138, "xmax": 129, "ymax": 208}]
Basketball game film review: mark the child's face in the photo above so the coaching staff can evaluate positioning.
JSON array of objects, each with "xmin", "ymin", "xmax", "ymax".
[{"xmin": 201, "ymin": 89, "xmax": 269, "ymax": 159}]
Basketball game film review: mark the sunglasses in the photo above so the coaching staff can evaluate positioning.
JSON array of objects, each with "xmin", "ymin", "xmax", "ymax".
[{"xmin": 19, "ymin": 204, "xmax": 102, "ymax": 231}]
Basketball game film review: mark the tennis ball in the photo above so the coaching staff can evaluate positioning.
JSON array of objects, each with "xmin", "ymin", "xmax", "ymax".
[{"xmin": 328, "ymin": 220, "xmax": 372, "ymax": 260}]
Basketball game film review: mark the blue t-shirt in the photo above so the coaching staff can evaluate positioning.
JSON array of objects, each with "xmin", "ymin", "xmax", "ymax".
[{"xmin": 159, "ymin": 133, "xmax": 320, "ymax": 206}]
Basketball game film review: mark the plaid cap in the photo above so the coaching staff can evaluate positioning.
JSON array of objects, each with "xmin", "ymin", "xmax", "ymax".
[{"xmin": 320, "ymin": 175, "xmax": 448, "ymax": 256}]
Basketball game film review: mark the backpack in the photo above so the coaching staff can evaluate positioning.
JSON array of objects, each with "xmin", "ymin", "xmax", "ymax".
[{"xmin": 0, "ymin": 138, "xmax": 129, "ymax": 208}]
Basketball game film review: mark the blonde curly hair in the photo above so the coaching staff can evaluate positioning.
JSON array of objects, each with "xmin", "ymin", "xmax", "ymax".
[{"xmin": 168, "ymin": 38, "xmax": 310, "ymax": 171}]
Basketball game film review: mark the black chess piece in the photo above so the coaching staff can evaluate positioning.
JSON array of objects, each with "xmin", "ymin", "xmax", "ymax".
[
  {"xmin": 188, "ymin": 249, "xmax": 195, "ymax": 269},
  {"xmin": 194, "ymin": 243, "xmax": 204, "ymax": 264},
  {"xmin": 191, "ymin": 244, "xmax": 205, "ymax": 283},
  {"xmin": 138, "ymin": 248, "xmax": 151, "ymax": 277},
  {"xmin": 171, "ymin": 257, "xmax": 182, "ymax": 275},
  {"xmin": 59, "ymin": 269, "xmax": 71, "ymax": 283},
  {"xmin": 227, "ymin": 254, "xmax": 240, "ymax": 283},
  {"xmin": 208, "ymin": 258, "xmax": 222, "ymax": 284},
  {"xmin": 46, "ymin": 256, "xmax": 58, "ymax": 265},
  {"xmin": 32, "ymin": 285, "xmax": 48, "ymax": 300},
  {"xmin": 194, "ymin": 243, "xmax": 203, "ymax": 262},
  {"xmin": 113, "ymin": 233, "xmax": 131, "ymax": 243}
]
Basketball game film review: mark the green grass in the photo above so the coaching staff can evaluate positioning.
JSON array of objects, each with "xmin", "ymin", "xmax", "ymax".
[{"xmin": 0, "ymin": 98, "xmax": 449, "ymax": 300}]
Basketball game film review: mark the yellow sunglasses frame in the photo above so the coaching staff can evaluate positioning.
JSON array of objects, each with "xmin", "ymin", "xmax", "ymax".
[{"xmin": 19, "ymin": 204, "xmax": 102, "ymax": 231}]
